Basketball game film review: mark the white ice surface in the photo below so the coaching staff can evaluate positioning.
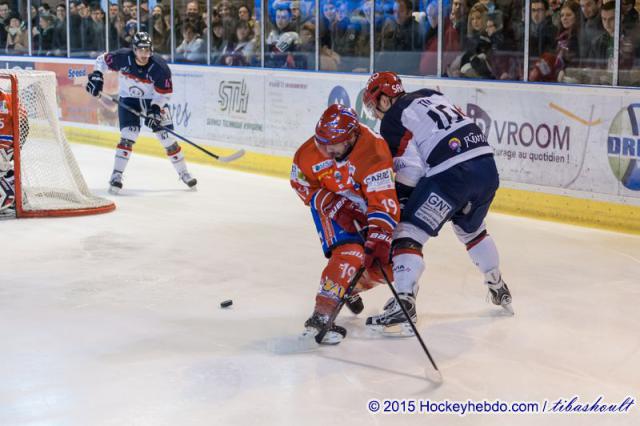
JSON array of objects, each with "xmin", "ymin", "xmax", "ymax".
[{"xmin": 1, "ymin": 144, "xmax": 639, "ymax": 426}]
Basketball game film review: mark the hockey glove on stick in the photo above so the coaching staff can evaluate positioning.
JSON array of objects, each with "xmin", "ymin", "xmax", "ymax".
[
  {"xmin": 86, "ymin": 71, "xmax": 104, "ymax": 97},
  {"xmin": 364, "ymin": 226, "xmax": 392, "ymax": 269},
  {"xmin": 316, "ymin": 190, "xmax": 367, "ymax": 233},
  {"xmin": 144, "ymin": 104, "xmax": 163, "ymax": 132},
  {"xmin": 395, "ymin": 181, "xmax": 415, "ymax": 211}
]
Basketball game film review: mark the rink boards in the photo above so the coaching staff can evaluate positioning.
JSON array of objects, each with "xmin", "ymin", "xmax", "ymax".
[{"xmin": 1, "ymin": 56, "xmax": 638, "ymax": 233}]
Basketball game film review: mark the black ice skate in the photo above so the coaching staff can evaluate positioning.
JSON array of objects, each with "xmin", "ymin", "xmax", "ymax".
[
  {"xmin": 302, "ymin": 312, "xmax": 346, "ymax": 345},
  {"xmin": 180, "ymin": 171, "xmax": 197, "ymax": 189},
  {"xmin": 365, "ymin": 293, "xmax": 417, "ymax": 336},
  {"xmin": 345, "ymin": 293, "xmax": 364, "ymax": 315},
  {"xmin": 486, "ymin": 271, "xmax": 514, "ymax": 315},
  {"xmin": 109, "ymin": 172, "xmax": 123, "ymax": 194}
]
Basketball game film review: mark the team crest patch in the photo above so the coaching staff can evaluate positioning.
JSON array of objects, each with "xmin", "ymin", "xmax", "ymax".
[
  {"xmin": 415, "ymin": 192, "xmax": 452, "ymax": 229},
  {"xmin": 0, "ymin": 100, "xmax": 8, "ymax": 114}
]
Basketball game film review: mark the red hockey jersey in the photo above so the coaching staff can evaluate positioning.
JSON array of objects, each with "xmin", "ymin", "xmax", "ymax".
[{"xmin": 291, "ymin": 124, "xmax": 400, "ymax": 233}]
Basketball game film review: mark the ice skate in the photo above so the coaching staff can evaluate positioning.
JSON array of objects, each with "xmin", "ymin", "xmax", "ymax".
[
  {"xmin": 345, "ymin": 293, "xmax": 364, "ymax": 315},
  {"xmin": 486, "ymin": 270, "xmax": 514, "ymax": 315},
  {"xmin": 109, "ymin": 172, "xmax": 123, "ymax": 194},
  {"xmin": 366, "ymin": 293, "xmax": 417, "ymax": 336},
  {"xmin": 180, "ymin": 171, "xmax": 197, "ymax": 189},
  {"xmin": 302, "ymin": 312, "xmax": 346, "ymax": 345}
]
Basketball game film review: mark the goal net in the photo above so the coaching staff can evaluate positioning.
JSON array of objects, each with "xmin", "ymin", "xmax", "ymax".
[{"xmin": 0, "ymin": 70, "xmax": 115, "ymax": 218}]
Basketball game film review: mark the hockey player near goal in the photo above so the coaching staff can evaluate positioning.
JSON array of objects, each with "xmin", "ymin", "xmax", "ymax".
[
  {"xmin": 290, "ymin": 104, "xmax": 401, "ymax": 344},
  {"xmin": 85, "ymin": 32, "xmax": 197, "ymax": 193},
  {"xmin": 0, "ymin": 88, "xmax": 28, "ymax": 213},
  {"xmin": 363, "ymin": 72, "xmax": 513, "ymax": 335}
]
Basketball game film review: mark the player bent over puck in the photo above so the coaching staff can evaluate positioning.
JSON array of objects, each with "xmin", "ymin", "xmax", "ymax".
[
  {"xmin": 290, "ymin": 104, "xmax": 401, "ymax": 344},
  {"xmin": 86, "ymin": 32, "xmax": 197, "ymax": 194}
]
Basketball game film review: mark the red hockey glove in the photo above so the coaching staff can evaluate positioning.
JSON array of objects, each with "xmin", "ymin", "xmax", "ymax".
[
  {"xmin": 317, "ymin": 190, "xmax": 367, "ymax": 233},
  {"xmin": 364, "ymin": 227, "xmax": 392, "ymax": 268}
]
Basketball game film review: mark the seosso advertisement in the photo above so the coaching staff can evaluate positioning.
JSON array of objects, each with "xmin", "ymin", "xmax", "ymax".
[{"xmin": 2, "ymin": 59, "xmax": 638, "ymax": 205}]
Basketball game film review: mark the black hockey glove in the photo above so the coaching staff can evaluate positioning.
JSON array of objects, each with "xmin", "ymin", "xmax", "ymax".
[
  {"xmin": 395, "ymin": 181, "xmax": 414, "ymax": 211},
  {"xmin": 145, "ymin": 104, "xmax": 163, "ymax": 132},
  {"xmin": 85, "ymin": 71, "xmax": 104, "ymax": 97}
]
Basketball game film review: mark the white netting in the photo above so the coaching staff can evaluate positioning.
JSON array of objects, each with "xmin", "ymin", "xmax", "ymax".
[{"xmin": 0, "ymin": 70, "xmax": 114, "ymax": 216}]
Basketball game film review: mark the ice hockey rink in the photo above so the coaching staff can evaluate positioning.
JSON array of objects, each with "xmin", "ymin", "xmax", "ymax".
[{"xmin": 1, "ymin": 144, "xmax": 638, "ymax": 426}]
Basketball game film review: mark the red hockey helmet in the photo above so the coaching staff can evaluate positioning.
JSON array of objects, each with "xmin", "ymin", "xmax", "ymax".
[
  {"xmin": 363, "ymin": 71, "xmax": 405, "ymax": 116},
  {"xmin": 314, "ymin": 104, "xmax": 360, "ymax": 159},
  {"xmin": 315, "ymin": 104, "xmax": 360, "ymax": 145}
]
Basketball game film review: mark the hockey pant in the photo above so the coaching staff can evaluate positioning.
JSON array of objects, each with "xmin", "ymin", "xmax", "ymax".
[
  {"xmin": 310, "ymin": 201, "xmax": 391, "ymax": 316},
  {"xmin": 113, "ymin": 98, "xmax": 189, "ymax": 177}
]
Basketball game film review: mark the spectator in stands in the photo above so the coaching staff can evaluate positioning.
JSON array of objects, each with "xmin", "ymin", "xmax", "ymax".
[
  {"xmin": 139, "ymin": 1, "xmax": 150, "ymax": 31},
  {"xmin": 5, "ymin": 15, "xmax": 27, "ymax": 55},
  {"xmin": 549, "ymin": 0, "xmax": 562, "ymax": 29},
  {"xmin": 330, "ymin": 1, "xmax": 364, "ymax": 71},
  {"xmin": 211, "ymin": 20, "xmax": 228, "ymax": 63},
  {"xmin": 266, "ymin": 6, "xmax": 307, "ymax": 68},
  {"xmin": 557, "ymin": 0, "xmax": 582, "ymax": 59},
  {"xmin": 578, "ymin": 0, "xmax": 604, "ymax": 59},
  {"xmin": 88, "ymin": 5, "xmax": 106, "ymax": 54},
  {"xmin": 122, "ymin": 0, "xmax": 134, "ymax": 21},
  {"xmin": 589, "ymin": 1, "xmax": 636, "ymax": 73},
  {"xmin": 450, "ymin": 3, "xmax": 494, "ymax": 79},
  {"xmin": 34, "ymin": 14, "xmax": 55, "ymax": 55},
  {"xmin": 68, "ymin": 0, "xmax": 82, "ymax": 50},
  {"xmin": 184, "ymin": 1, "xmax": 206, "ymax": 36},
  {"xmin": 554, "ymin": 0, "xmax": 582, "ymax": 81},
  {"xmin": 380, "ymin": 0, "xmax": 423, "ymax": 52},
  {"xmin": 530, "ymin": 0, "xmax": 557, "ymax": 58},
  {"xmin": 419, "ymin": 0, "xmax": 439, "ymax": 75},
  {"xmin": 622, "ymin": 0, "xmax": 639, "ymax": 32},
  {"xmin": 176, "ymin": 21, "xmax": 205, "ymax": 63},
  {"xmin": 439, "ymin": 0, "xmax": 467, "ymax": 74},
  {"xmin": 53, "ymin": 3, "xmax": 67, "ymax": 53},
  {"xmin": 0, "ymin": 2, "xmax": 11, "ymax": 48},
  {"xmin": 219, "ymin": 20, "xmax": 256, "ymax": 66},
  {"xmin": 151, "ymin": 5, "xmax": 170, "ymax": 55}
]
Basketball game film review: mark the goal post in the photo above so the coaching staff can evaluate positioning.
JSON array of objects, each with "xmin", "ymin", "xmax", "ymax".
[{"xmin": 0, "ymin": 70, "xmax": 115, "ymax": 218}]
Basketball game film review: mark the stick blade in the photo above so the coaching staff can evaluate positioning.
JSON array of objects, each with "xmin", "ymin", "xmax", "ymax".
[{"xmin": 218, "ymin": 149, "xmax": 246, "ymax": 163}]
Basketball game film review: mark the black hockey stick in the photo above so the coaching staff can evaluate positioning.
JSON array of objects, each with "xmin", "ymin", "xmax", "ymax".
[
  {"xmin": 373, "ymin": 258, "xmax": 442, "ymax": 381},
  {"xmin": 355, "ymin": 223, "xmax": 442, "ymax": 381},
  {"xmin": 101, "ymin": 94, "xmax": 245, "ymax": 163},
  {"xmin": 315, "ymin": 265, "xmax": 366, "ymax": 344}
]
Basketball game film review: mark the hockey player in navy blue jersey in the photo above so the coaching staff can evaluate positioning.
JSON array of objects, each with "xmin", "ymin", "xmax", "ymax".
[
  {"xmin": 86, "ymin": 32, "xmax": 197, "ymax": 193},
  {"xmin": 363, "ymin": 71, "xmax": 513, "ymax": 335}
]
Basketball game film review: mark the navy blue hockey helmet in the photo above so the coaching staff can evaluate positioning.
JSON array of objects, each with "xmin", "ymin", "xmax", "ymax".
[{"xmin": 132, "ymin": 32, "xmax": 153, "ymax": 51}]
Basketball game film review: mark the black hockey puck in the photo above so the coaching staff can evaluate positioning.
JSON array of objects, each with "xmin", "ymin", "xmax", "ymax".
[{"xmin": 220, "ymin": 299, "xmax": 233, "ymax": 308}]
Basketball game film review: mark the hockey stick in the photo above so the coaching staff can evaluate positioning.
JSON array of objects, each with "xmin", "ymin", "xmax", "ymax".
[
  {"xmin": 373, "ymin": 259, "xmax": 442, "ymax": 382},
  {"xmin": 314, "ymin": 265, "xmax": 366, "ymax": 344},
  {"xmin": 101, "ymin": 94, "xmax": 245, "ymax": 163},
  {"xmin": 355, "ymin": 223, "xmax": 442, "ymax": 382}
]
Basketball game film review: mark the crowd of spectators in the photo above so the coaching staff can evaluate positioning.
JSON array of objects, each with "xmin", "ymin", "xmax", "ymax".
[{"xmin": 1, "ymin": 0, "xmax": 638, "ymax": 84}]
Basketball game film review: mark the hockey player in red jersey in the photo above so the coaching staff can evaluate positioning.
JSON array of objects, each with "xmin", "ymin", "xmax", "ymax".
[
  {"xmin": 0, "ymin": 89, "xmax": 28, "ymax": 213},
  {"xmin": 362, "ymin": 71, "xmax": 513, "ymax": 335},
  {"xmin": 291, "ymin": 104, "xmax": 401, "ymax": 344}
]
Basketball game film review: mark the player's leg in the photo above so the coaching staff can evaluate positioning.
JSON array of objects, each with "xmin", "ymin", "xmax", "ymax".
[
  {"xmin": 366, "ymin": 168, "xmax": 468, "ymax": 334},
  {"xmin": 302, "ymin": 193, "xmax": 371, "ymax": 343},
  {"xmin": 0, "ymin": 168, "xmax": 15, "ymax": 214},
  {"xmin": 365, "ymin": 222, "xmax": 427, "ymax": 335},
  {"xmin": 450, "ymin": 155, "xmax": 513, "ymax": 313},
  {"xmin": 145, "ymin": 101, "xmax": 196, "ymax": 188},
  {"xmin": 110, "ymin": 98, "xmax": 141, "ymax": 193}
]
